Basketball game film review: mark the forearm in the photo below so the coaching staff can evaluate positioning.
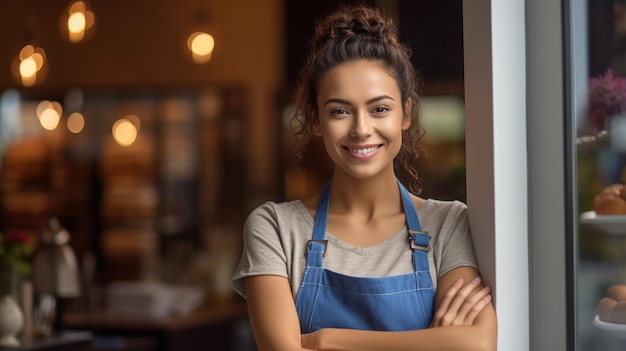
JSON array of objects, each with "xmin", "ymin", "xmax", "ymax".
[
  {"xmin": 312, "ymin": 306, "xmax": 497, "ymax": 351},
  {"xmin": 317, "ymin": 325, "xmax": 494, "ymax": 351},
  {"xmin": 246, "ymin": 276, "xmax": 318, "ymax": 351}
]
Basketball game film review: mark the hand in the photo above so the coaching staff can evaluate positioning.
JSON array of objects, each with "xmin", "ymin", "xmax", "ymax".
[{"xmin": 431, "ymin": 277, "xmax": 492, "ymax": 327}]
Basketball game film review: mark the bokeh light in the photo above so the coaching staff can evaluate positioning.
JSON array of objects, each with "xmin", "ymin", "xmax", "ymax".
[
  {"xmin": 11, "ymin": 45, "xmax": 48, "ymax": 87},
  {"xmin": 61, "ymin": 0, "xmax": 96, "ymax": 43},
  {"xmin": 36, "ymin": 100, "xmax": 63, "ymax": 131},
  {"xmin": 112, "ymin": 118, "xmax": 138, "ymax": 147},
  {"xmin": 187, "ymin": 32, "xmax": 215, "ymax": 64},
  {"xmin": 68, "ymin": 11, "xmax": 87, "ymax": 42},
  {"xmin": 67, "ymin": 112, "xmax": 85, "ymax": 133}
]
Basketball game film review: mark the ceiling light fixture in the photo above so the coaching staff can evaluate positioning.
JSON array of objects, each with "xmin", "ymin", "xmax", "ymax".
[
  {"xmin": 187, "ymin": 32, "xmax": 215, "ymax": 64},
  {"xmin": 186, "ymin": 7, "xmax": 215, "ymax": 64},
  {"xmin": 60, "ymin": 0, "xmax": 96, "ymax": 43},
  {"xmin": 11, "ymin": 43, "xmax": 49, "ymax": 88}
]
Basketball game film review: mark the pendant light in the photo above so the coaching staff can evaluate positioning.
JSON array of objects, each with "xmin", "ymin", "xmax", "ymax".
[
  {"xmin": 187, "ymin": 32, "xmax": 215, "ymax": 64},
  {"xmin": 59, "ymin": 0, "xmax": 96, "ymax": 43},
  {"xmin": 10, "ymin": 42, "xmax": 49, "ymax": 88},
  {"xmin": 186, "ymin": 7, "xmax": 215, "ymax": 64}
]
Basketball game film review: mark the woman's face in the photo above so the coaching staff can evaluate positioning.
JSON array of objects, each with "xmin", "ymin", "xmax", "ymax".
[{"xmin": 315, "ymin": 60, "xmax": 411, "ymax": 181}]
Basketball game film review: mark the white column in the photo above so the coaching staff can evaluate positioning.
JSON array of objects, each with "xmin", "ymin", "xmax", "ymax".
[{"xmin": 463, "ymin": 1, "xmax": 529, "ymax": 350}]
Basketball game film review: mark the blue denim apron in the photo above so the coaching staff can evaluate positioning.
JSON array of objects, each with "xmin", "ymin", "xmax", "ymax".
[{"xmin": 295, "ymin": 178, "xmax": 435, "ymax": 333}]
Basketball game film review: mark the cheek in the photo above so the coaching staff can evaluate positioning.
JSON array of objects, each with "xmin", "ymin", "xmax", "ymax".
[
  {"xmin": 319, "ymin": 118, "xmax": 348, "ymax": 139},
  {"xmin": 378, "ymin": 118, "xmax": 406, "ymax": 137},
  {"xmin": 321, "ymin": 127, "xmax": 343, "ymax": 147}
]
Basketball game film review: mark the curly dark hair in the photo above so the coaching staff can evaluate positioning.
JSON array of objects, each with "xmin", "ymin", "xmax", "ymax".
[{"xmin": 291, "ymin": 3, "xmax": 427, "ymax": 194}]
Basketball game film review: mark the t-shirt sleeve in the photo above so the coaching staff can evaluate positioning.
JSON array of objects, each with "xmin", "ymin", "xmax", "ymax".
[
  {"xmin": 230, "ymin": 202, "xmax": 289, "ymax": 299},
  {"xmin": 436, "ymin": 202, "xmax": 479, "ymax": 280}
]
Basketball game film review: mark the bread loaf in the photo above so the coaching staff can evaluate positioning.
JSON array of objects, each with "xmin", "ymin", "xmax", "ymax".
[
  {"xmin": 593, "ymin": 184, "xmax": 626, "ymax": 215},
  {"xmin": 598, "ymin": 285, "xmax": 626, "ymax": 323}
]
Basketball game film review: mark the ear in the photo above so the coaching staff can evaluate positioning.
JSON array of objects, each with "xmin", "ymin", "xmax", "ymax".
[
  {"xmin": 401, "ymin": 98, "xmax": 412, "ymax": 131},
  {"xmin": 312, "ymin": 117, "xmax": 323, "ymax": 136},
  {"xmin": 312, "ymin": 126, "xmax": 322, "ymax": 136}
]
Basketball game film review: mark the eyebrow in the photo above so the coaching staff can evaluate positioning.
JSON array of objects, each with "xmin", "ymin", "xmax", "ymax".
[{"xmin": 323, "ymin": 95, "xmax": 395, "ymax": 106}]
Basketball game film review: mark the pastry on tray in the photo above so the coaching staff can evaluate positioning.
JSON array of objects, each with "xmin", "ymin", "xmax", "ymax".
[
  {"xmin": 593, "ymin": 183, "xmax": 626, "ymax": 215},
  {"xmin": 598, "ymin": 285, "xmax": 626, "ymax": 323}
]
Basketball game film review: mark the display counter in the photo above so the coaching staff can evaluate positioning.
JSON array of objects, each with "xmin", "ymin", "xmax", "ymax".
[{"xmin": 63, "ymin": 299, "xmax": 250, "ymax": 351}]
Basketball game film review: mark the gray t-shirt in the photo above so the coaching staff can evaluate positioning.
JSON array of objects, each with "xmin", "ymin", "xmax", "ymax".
[{"xmin": 231, "ymin": 198, "xmax": 478, "ymax": 299}]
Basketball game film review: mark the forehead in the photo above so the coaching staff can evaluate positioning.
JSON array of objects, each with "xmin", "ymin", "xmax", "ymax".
[{"xmin": 317, "ymin": 60, "xmax": 400, "ymax": 102}]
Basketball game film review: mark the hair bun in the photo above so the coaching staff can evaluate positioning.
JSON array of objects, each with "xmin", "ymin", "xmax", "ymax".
[
  {"xmin": 313, "ymin": 6, "xmax": 397, "ymax": 50},
  {"xmin": 347, "ymin": 12, "xmax": 389, "ymax": 37}
]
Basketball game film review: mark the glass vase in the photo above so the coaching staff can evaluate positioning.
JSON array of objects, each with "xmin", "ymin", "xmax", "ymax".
[{"xmin": 0, "ymin": 264, "xmax": 24, "ymax": 347}]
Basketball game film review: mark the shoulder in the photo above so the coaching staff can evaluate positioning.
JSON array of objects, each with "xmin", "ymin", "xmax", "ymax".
[
  {"xmin": 298, "ymin": 191, "xmax": 322, "ymax": 218},
  {"xmin": 421, "ymin": 198, "xmax": 467, "ymax": 216},
  {"xmin": 246, "ymin": 200, "xmax": 307, "ymax": 219},
  {"xmin": 245, "ymin": 200, "xmax": 313, "ymax": 229},
  {"xmin": 408, "ymin": 193, "xmax": 466, "ymax": 213},
  {"xmin": 417, "ymin": 198, "xmax": 468, "ymax": 231}
]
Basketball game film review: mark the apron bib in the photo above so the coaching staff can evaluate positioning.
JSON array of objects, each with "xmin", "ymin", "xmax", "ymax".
[{"xmin": 295, "ymin": 178, "xmax": 435, "ymax": 333}]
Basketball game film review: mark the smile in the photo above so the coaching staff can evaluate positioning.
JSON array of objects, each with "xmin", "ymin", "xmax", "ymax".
[{"xmin": 344, "ymin": 145, "xmax": 382, "ymax": 155}]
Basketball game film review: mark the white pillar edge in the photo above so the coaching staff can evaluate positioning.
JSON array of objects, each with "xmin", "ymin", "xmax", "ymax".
[
  {"xmin": 463, "ymin": 1, "xmax": 529, "ymax": 350},
  {"xmin": 527, "ymin": 0, "xmax": 587, "ymax": 349}
]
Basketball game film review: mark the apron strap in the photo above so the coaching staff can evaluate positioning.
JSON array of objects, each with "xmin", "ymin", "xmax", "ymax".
[
  {"xmin": 398, "ymin": 179, "xmax": 431, "ymax": 272},
  {"xmin": 305, "ymin": 180, "xmax": 332, "ymax": 268},
  {"xmin": 312, "ymin": 180, "xmax": 332, "ymax": 241},
  {"xmin": 397, "ymin": 179, "xmax": 422, "ymax": 231},
  {"xmin": 307, "ymin": 178, "xmax": 430, "ymax": 272}
]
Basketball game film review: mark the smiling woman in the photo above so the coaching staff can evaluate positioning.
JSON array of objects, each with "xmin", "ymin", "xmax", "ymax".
[{"xmin": 231, "ymin": 4, "xmax": 496, "ymax": 351}]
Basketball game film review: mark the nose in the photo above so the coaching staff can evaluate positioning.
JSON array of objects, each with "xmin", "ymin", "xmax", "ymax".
[{"xmin": 350, "ymin": 111, "xmax": 373, "ymax": 138}]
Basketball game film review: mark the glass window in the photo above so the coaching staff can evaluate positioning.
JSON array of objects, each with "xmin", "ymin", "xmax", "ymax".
[{"xmin": 574, "ymin": 1, "xmax": 626, "ymax": 349}]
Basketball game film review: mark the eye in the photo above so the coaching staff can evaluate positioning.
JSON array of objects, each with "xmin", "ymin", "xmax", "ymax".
[
  {"xmin": 330, "ymin": 107, "xmax": 349, "ymax": 117},
  {"xmin": 372, "ymin": 105, "xmax": 390, "ymax": 115}
]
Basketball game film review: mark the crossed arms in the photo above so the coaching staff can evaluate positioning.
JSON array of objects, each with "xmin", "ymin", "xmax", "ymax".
[{"xmin": 245, "ymin": 266, "xmax": 497, "ymax": 351}]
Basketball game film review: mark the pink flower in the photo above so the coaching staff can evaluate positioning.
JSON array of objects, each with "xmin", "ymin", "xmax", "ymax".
[
  {"xmin": 588, "ymin": 69, "xmax": 626, "ymax": 132},
  {"xmin": 3, "ymin": 232, "xmax": 28, "ymax": 246}
]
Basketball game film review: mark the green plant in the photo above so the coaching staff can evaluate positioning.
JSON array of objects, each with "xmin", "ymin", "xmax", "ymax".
[{"xmin": 0, "ymin": 230, "xmax": 33, "ymax": 276}]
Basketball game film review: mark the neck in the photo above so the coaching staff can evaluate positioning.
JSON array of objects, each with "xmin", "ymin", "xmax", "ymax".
[{"xmin": 328, "ymin": 170, "xmax": 404, "ymax": 218}]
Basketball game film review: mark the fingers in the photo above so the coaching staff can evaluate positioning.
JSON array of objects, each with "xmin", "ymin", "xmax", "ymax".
[
  {"xmin": 445, "ymin": 277, "xmax": 483, "ymax": 322},
  {"xmin": 455, "ymin": 285, "xmax": 491, "ymax": 325},
  {"xmin": 432, "ymin": 278, "xmax": 467, "ymax": 327},
  {"xmin": 432, "ymin": 277, "xmax": 492, "ymax": 327},
  {"xmin": 432, "ymin": 278, "xmax": 465, "ymax": 326},
  {"xmin": 462, "ymin": 291, "xmax": 492, "ymax": 325}
]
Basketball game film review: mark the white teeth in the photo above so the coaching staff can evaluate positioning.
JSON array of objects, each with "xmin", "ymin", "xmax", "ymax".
[{"xmin": 347, "ymin": 146, "xmax": 378, "ymax": 154}]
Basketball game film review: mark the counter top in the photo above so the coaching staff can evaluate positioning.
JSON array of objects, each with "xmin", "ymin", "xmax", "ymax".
[
  {"xmin": 63, "ymin": 298, "xmax": 247, "ymax": 332},
  {"xmin": 0, "ymin": 330, "xmax": 93, "ymax": 351}
]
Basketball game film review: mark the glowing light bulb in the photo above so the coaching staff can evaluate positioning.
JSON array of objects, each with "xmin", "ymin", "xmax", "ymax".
[
  {"xmin": 68, "ymin": 11, "xmax": 86, "ymax": 42},
  {"xmin": 12, "ymin": 45, "xmax": 47, "ymax": 87},
  {"xmin": 19, "ymin": 57, "xmax": 37, "ymax": 78},
  {"xmin": 39, "ymin": 106, "xmax": 61, "ymax": 131},
  {"xmin": 62, "ymin": 0, "xmax": 96, "ymax": 43},
  {"xmin": 67, "ymin": 112, "xmax": 85, "ymax": 133},
  {"xmin": 112, "ymin": 119, "xmax": 137, "ymax": 147},
  {"xmin": 187, "ymin": 32, "xmax": 215, "ymax": 64}
]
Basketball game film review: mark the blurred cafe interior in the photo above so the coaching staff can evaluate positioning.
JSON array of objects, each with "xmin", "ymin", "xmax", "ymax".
[{"xmin": 0, "ymin": 0, "xmax": 469, "ymax": 350}]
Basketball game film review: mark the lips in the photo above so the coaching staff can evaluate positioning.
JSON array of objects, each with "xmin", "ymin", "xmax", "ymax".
[{"xmin": 343, "ymin": 144, "xmax": 383, "ymax": 158}]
